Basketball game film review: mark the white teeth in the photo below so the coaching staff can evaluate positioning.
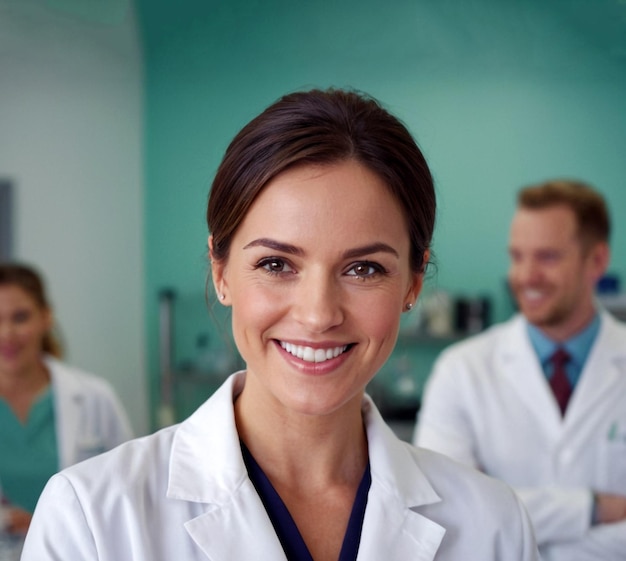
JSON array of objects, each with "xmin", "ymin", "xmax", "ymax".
[
  {"xmin": 280, "ymin": 341, "xmax": 348, "ymax": 363},
  {"xmin": 524, "ymin": 289, "xmax": 544, "ymax": 300}
]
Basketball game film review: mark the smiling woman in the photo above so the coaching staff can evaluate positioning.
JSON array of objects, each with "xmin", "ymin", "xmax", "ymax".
[
  {"xmin": 23, "ymin": 89, "xmax": 539, "ymax": 561},
  {"xmin": 211, "ymin": 161, "xmax": 417, "ymax": 423}
]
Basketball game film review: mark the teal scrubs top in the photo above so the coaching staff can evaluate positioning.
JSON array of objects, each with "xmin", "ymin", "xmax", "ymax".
[{"xmin": 0, "ymin": 389, "xmax": 59, "ymax": 512}]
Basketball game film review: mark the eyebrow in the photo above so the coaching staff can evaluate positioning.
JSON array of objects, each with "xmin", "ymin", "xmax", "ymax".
[
  {"xmin": 243, "ymin": 238, "xmax": 399, "ymax": 259},
  {"xmin": 343, "ymin": 243, "xmax": 399, "ymax": 259},
  {"xmin": 243, "ymin": 238, "xmax": 303, "ymax": 255}
]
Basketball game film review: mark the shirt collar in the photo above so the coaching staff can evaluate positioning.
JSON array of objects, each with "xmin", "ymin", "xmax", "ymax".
[{"xmin": 526, "ymin": 313, "xmax": 601, "ymax": 369}]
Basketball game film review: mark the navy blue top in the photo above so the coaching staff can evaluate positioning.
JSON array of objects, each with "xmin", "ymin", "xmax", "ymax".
[{"xmin": 241, "ymin": 441, "xmax": 371, "ymax": 561}]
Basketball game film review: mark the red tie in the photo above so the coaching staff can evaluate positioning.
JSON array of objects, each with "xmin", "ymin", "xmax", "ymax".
[{"xmin": 550, "ymin": 348, "xmax": 571, "ymax": 416}]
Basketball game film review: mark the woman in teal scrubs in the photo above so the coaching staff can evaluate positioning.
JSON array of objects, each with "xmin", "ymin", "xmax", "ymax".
[{"xmin": 0, "ymin": 264, "xmax": 132, "ymax": 535}]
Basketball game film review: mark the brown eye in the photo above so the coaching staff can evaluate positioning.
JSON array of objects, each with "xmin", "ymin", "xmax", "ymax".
[
  {"xmin": 267, "ymin": 260, "xmax": 284, "ymax": 272},
  {"xmin": 257, "ymin": 257, "xmax": 295, "ymax": 275},
  {"xmin": 346, "ymin": 261, "xmax": 386, "ymax": 279},
  {"xmin": 13, "ymin": 309, "xmax": 32, "ymax": 324}
]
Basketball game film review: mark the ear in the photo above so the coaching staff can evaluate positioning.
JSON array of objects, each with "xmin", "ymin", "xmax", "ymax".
[
  {"xmin": 587, "ymin": 241, "xmax": 610, "ymax": 284},
  {"xmin": 208, "ymin": 235, "xmax": 231, "ymax": 305},
  {"xmin": 42, "ymin": 307, "xmax": 54, "ymax": 333},
  {"xmin": 404, "ymin": 249, "xmax": 429, "ymax": 309}
]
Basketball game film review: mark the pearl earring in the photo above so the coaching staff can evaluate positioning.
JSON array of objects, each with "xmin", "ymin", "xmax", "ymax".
[
  {"xmin": 219, "ymin": 293, "xmax": 225, "ymax": 301},
  {"xmin": 405, "ymin": 302, "xmax": 413, "ymax": 311}
]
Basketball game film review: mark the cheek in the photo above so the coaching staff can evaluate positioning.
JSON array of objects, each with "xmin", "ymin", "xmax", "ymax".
[
  {"xmin": 356, "ymin": 296, "xmax": 402, "ymax": 342},
  {"xmin": 27, "ymin": 325, "xmax": 46, "ymax": 343},
  {"xmin": 230, "ymin": 285, "xmax": 284, "ymax": 342},
  {"xmin": 11, "ymin": 325, "xmax": 42, "ymax": 350},
  {"xmin": 14, "ymin": 322, "xmax": 35, "ymax": 336},
  {"xmin": 507, "ymin": 263, "xmax": 524, "ymax": 282}
]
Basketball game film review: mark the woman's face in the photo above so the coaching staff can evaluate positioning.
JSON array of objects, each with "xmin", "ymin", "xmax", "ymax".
[
  {"xmin": 0, "ymin": 284, "xmax": 51, "ymax": 377},
  {"xmin": 211, "ymin": 160, "xmax": 423, "ymax": 418}
]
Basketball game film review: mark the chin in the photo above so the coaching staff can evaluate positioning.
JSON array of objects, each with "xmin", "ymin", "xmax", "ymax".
[
  {"xmin": 526, "ymin": 309, "xmax": 571, "ymax": 330},
  {"xmin": 283, "ymin": 388, "xmax": 362, "ymax": 418}
]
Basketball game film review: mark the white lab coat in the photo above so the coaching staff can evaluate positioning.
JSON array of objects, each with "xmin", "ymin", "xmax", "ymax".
[
  {"xmin": 46, "ymin": 355, "xmax": 133, "ymax": 468},
  {"xmin": 22, "ymin": 371, "xmax": 538, "ymax": 561},
  {"xmin": 414, "ymin": 311, "xmax": 626, "ymax": 561}
]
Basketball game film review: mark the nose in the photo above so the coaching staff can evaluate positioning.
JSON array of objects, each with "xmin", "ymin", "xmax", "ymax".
[
  {"xmin": 291, "ymin": 270, "xmax": 344, "ymax": 333},
  {"xmin": 510, "ymin": 257, "xmax": 541, "ymax": 285}
]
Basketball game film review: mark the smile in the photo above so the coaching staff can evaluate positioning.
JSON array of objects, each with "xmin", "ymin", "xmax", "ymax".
[
  {"xmin": 522, "ymin": 289, "xmax": 547, "ymax": 301},
  {"xmin": 279, "ymin": 341, "xmax": 348, "ymax": 363}
]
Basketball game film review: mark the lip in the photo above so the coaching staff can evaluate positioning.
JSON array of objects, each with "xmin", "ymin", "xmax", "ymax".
[
  {"xmin": 274, "ymin": 339, "xmax": 354, "ymax": 375},
  {"xmin": 0, "ymin": 352, "xmax": 21, "ymax": 365},
  {"xmin": 0, "ymin": 345, "xmax": 21, "ymax": 359}
]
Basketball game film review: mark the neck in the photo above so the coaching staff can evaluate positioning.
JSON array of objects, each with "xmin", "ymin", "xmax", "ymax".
[
  {"xmin": 535, "ymin": 305, "xmax": 597, "ymax": 343},
  {"xmin": 0, "ymin": 358, "xmax": 50, "ymax": 395},
  {"xmin": 0, "ymin": 359, "xmax": 51, "ymax": 422},
  {"xmin": 234, "ymin": 382, "xmax": 368, "ymax": 489}
]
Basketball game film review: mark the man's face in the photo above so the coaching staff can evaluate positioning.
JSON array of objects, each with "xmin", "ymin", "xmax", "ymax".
[{"xmin": 508, "ymin": 205, "xmax": 608, "ymax": 340}]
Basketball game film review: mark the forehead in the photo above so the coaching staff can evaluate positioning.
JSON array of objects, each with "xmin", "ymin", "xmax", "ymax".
[
  {"xmin": 509, "ymin": 205, "xmax": 579, "ymax": 249},
  {"xmin": 235, "ymin": 161, "xmax": 409, "ymax": 248},
  {"xmin": 0, "ymin": 284, "xmax": 39, "ymax": 307}
]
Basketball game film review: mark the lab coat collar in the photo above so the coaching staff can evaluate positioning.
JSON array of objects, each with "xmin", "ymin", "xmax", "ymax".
[
  {"xmin": 168, "ymin": 372, "xmax": 446, "ymax": 560},
  {"xmin": 168, "ymin": 372, "xmax": 287, "ymax": 558},
  {"xmin": 46, "ymin": 356, "xmax": 86, "ymax": 468},
  {"xmin": 498, "ymin": 312, "xmax": 626, "ymax": 434},
  {"xmin": 564, "ymin": 311, "xmax": 626, "ymax": 425},
  {"xmin": 167, "ymin": 371, "xmax": 248, "ymax": 504},
  {"xmin": 359, "ymin": 396, "xmax": 446, "ymax": 559},
  {"xmin": 497, "ymin": 316, "xmax": 564, "ymax": 434},
  {"xmin": 362, "ymin": 395, "xmax": 442, "ymax": 507}
]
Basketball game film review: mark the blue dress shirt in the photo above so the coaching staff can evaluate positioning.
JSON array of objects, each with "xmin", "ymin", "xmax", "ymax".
[{"xmin": 527, "ymin": 313, "xmax": 601, "ymax": 389}]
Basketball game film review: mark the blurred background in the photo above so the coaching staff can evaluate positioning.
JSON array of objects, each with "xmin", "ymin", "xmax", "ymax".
[{"xmin": 1, "ymin": 0, "xmax": 625, "ymax": 435}]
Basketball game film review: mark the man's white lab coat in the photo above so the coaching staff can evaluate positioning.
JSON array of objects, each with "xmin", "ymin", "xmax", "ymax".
[{"xmin": 415, "ymin": 311, "xmax": 626, "ymax": 560}]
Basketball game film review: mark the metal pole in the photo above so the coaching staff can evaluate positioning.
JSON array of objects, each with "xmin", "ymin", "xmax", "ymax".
[{"xmin": 158, "ymin": 288, "xmax": 176, "ymax": 427}]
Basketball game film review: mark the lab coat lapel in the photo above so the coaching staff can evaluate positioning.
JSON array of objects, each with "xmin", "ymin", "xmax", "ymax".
[
  {"xmin": 563, "ymin": 312, "xmax": 626, "ymax": 429},
  {"xmin": 357, "ymin": 484, "xmax": 445, "ymax": 560},
  {"xmin": 498, "ymin": 317, "xmax": 562, "ymax": 436},
  {"xmin": 48, "ymin": 358, "xmax": 82, "ymax": 468},
  {"xmin": 358, "ymin": 398, "xmax": 445, "ymax": 560},
  {"xmin": 167, "ymin": 372, "xmax": 287, "ymax": 560},
  {"xmin": 184, "ymin": 482, "xmax": 287, "ymax": 560}
]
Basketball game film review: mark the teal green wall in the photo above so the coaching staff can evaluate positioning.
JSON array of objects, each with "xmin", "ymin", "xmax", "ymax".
[{"xmin": 137, "ymin": 0, "xmax": 626, "ymax": 427}]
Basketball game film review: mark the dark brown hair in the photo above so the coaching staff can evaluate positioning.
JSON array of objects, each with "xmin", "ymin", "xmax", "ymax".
[
  {"xmin": 207, "ymin": 88, "xmax": 436, "ymax": 274},
  {"xmin": 0, "ymin": 263, "xmax": 63, "ymax": 358},
  {"xmin": 517, "ymin": 179, "xmax": 610, "ymax": 251}
]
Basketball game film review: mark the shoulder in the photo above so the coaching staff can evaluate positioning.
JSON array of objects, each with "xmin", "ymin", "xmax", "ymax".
[
  {"xmin": 29, "ymin": 424, "xmax": 181, "ymax": 552},
  {"xmin": 441, "ymin": 317, "xmax": 519, "ymax": 358},
  {"xmin": 599, "ymin": 310, "xmax": 626, "ymax": 342},
  {"xmin": 431, "ymin": 316, "xmax": 525, "ymax": 378},
  {"xmin": 48, "ymin": 375, "xmax": 242, "ymax": 501},
  {"xmin": 46, "ymin": 356, "xmax": 118, "ymax": 396},
  {"xmin": 53, "ymin": 424, "xmax": 178, "ymax": 496},
  {"xmin": 412, "ymin": 445, "xmax": 513, "ymax": 499},
  {"xmin": 409, "ymin": 445, "xmax": 529, "ymax": 525},
  {"xmin": 368, "ymin": 401, "xmax": 520, "ymax": 511},
  {"xmin": 406, "ymin": 446, "xmax": 537, "ymax": 558}
]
